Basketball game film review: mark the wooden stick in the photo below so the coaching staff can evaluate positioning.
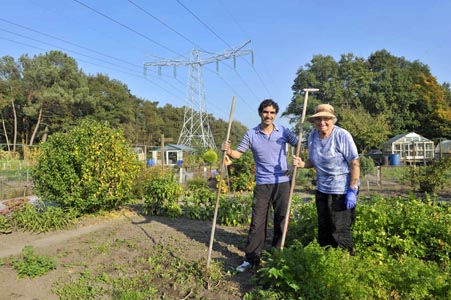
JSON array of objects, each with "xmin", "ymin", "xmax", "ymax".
[
  {"xmin": 280, "ymin": 88, "xmax": 318, "ymax": 250},
  {"xmin": 206, "ymin": 96, "xmax": 236, "ymax": 272}
]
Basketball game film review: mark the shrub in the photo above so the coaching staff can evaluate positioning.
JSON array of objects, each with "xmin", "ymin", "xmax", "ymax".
[
  {"xmin": 12, "ymin": 203, "xmax": 77, "ymax": 233},
  {"xmin": 143, "ymin": 173, "xmax": 183, "ymax": 218},
  {"xmin": 227, "ymin": 151, "xmax": 255, "ymax": 192},
  {"xmin": 359, "ymin": 155, "xmax": 376, "ymax": 177},
  {"xmin": 411, "ymin": 158, "xmax": 451, "ymax": 193},
  {"xmin": 32, "ymin": 119, "xmax": 140, "ymax": 214}
]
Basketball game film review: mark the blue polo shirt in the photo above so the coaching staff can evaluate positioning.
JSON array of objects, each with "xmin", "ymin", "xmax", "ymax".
[{"xmin": 237, "ymin": 124, "xmax": 298, "ymax": 185}]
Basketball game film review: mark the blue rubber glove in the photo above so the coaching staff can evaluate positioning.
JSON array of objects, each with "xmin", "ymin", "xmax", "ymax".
[{"xmin": 346, "ymin": 188, "xmax": 358, "ymax": 209}]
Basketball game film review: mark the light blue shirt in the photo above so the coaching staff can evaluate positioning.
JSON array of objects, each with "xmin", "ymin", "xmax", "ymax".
[
  {"xmin": 237, "ymin": 124, "xmax": 298, "ymax": 185},
  {"xmin": 308, "ymin": 126, "xmax": 359, "ymax": 194}
]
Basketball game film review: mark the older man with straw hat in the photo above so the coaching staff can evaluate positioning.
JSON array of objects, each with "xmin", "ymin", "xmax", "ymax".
[{"xmin": 293, "ymin": 103, "xmax": 360, "ymax": 255}]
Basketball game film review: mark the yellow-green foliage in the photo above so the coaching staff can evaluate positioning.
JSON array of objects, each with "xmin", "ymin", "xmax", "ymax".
[{"xmin": 32, "ymin": 120, "xmax": 140, "ymax": 213}]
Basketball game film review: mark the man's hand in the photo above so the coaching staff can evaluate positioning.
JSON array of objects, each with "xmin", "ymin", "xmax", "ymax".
[
  {"xmin": 221, "ymin": 140, "xmax": 231, "ymax": 153},
  {"xmin": 292, "ymin": 155, "xmax": 305, "ymax": 168}
]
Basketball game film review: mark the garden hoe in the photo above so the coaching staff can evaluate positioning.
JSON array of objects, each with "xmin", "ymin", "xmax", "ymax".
[
  {"xmin": 206, "ymin": 96, "xmax": 236, "ymax": 275},
  {"xmin": 280, "ymin": 88, "xmax": 319, "ymax": 250}
]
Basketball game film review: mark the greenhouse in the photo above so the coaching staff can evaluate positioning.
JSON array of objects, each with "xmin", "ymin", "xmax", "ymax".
[
  {"xmin": 435, "ymin": 140, "xmax": 451, "ymax": 159},
  {"xmin": 381, "ymin": 132, "xmax": 435, "ymax": 165}
]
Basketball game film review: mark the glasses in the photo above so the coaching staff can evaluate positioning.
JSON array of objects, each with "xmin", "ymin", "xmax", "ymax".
[
  {"xmin": 262, "ymin": 110, "xmax": 277, "ymax": 115},
  {"xmin": 313, "ymin": 117, "xmax": 333, "ymax": 122}
]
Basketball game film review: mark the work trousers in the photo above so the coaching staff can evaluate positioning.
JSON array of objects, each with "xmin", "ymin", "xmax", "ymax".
[
  {"xmin": 315, "ymin": 190, "xmax": 355, "ymax": 255},
  {"xmin": 244, "ymin": 182, "xmax": 290, "ymax": 265}
]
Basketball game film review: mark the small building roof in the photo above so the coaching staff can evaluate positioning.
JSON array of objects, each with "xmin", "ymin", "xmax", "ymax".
[
  {"xmin": 152, "ymin": 143, "xmax": 196, "ymax": 152},
  {"xmin": 435, "ymin": 140, "xmax": 451, "ymax": 153},
  {"xmin": 383, "ymin": 132, "xmax": 433, "ymax": 145}
]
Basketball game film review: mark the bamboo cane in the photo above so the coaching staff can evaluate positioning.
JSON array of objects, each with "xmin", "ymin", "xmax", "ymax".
[
  {"xmin": 206, "ymin": 96, "xmax": 236, "ymax": 272},
  {"xmin": 280, "ymin": 88, "xmax": 319, "ymax": 250}
]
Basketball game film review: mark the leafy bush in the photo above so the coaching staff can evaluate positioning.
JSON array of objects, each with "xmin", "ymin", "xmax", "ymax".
[
  {"xmin": 354, "ymin": 195, "xmax": 451, "ymax": 263},
  {"xmin": 12, "ymin": 203, "xmax": 77, "ymax": 233},
  {"xmin": 253, "ymin": 242, "xmax": 365, "ymax": 300},
  {"xmin": 183, "ymin": 178, "xmax": 216, "ymax": 221},
  {"xmin": 227, "ymin": 151, "xmax": 255, "ymax": 192},
  {"xmin": 203, "ymin": 148, "xmax": 218, "ymax": 167},
  {"xmin": 285, "ymin": 196, "xmax": 317, "ymax": 246},
  {"xmin": 143, "ymin": 173, "xmax": 183, "ymax": 218},
  {"xmin": 359, "ymin": 154, "xmax": 376, "ymax": 177},
  {"xmin": 411, "ymin": 158, "xmax": 451, "ymax": 192},
  {"xmin": 0, "ymin": 214, "xmax": 12, "ymax": 234},
  {"xmin": 217, "ymin": 193, "xmax": 252, "ymax": 226},
  {"xmin": 248, "ymin": 195, "xmax": 451, "ymax": 299},
  {"xmin": 32, "ymin": 119, "xmax": 140, "ymax": 214}
]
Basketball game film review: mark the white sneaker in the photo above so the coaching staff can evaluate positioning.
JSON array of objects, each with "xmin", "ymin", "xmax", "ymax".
[{"xmin": 236, "ymin": 261, "xmax": 252, "ymax": 272}]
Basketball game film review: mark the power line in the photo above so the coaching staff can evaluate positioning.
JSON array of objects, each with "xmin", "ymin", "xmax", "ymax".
[
  {"xmin": 0, "ymin": 35, "xmax": 186, "ymax": 102},
  {"xmin": 127, "ymin": 0, "xmax": 204, "ymax": 51},
  {"xmin": 72, "ymin": 0, "xmax": 186, "ymax": 58},
  {"xmin": 216, "ymin": 0, "xmax": 274, "ymax": 98},
  {"xmin": 175, "ymin": 0, "xmax": 232, "ymax": 49},
  {"xmin": 72, "ymin": 0, "xmax": 239, "ymax": 116},
  {"xmin": 0, "ymin": 17, "xmax": 136, "ymax": 68},
  {"xmin": 145, "ymin": 41, "xmax": 254, "ymax": 149},
  {"xmin": 174, "ymin": 0, "xmax": 264, "ymax": 107}
]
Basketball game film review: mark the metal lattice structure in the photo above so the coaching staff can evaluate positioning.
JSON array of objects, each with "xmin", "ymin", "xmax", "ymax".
[{"xmin": 144, "ymin": 41, "xmax": 253, "ymax": 150}]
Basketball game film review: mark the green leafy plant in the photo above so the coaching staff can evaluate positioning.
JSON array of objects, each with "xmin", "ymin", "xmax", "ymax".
[
  {"xmin": 227, "ymin": 151, "xmax": 256, "ymax": 192},
  {"xmin": 203, "ymin": 148, "xmax": 218, "ymax": 172},
  {"xmin": 11, "ymin": 245, "xmax": 57, "ymax": 278},
  {"xmin": 0, "ymin": 214, "xmax": 12, "ymax": 234},
  {"xmin": 12, "ymin": 203, "xmax": 77, "ymax": 233},
  {"xmin": 249, "ymin": 194, "xmax": 451, "ymax": 299},
  {"xmin": 32, "ymin": 119, "xmax": 140, "ymax": 214},
  {"xmin": 183, "ymin": 179, "xmax": 215, "ymax": 221},
  {"xmin": 359, "ymin": 154, "xmax": 376, "ymax": 177},
  {"xmin": 411, "ymin": 158, "xmax": 451, "ymax": 192},
  {"xmin": 142, "ymin": 173, "xmax": 183, "ymax": 217}
]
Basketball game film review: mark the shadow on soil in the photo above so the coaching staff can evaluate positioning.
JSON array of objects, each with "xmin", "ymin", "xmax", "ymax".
[{"xmin": 124, "ymin": 205, "xmax": 258, "ymax": 295}]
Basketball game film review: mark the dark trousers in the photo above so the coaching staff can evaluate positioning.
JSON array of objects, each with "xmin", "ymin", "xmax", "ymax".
[
  {"xmin": 244, "ymin": 182, "xmax": 290, "ymax": 265},
  {"xmin": 315, "ymin": 190, "xmax": 355, "ymax": 254}
]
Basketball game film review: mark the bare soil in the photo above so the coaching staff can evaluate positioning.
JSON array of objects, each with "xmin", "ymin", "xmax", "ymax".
[
  {"xmin": 0, "ymin": 209, "xmax": 255, "ymax": 300},
  {"xmin": 0, "ymin": 177, "xmax": 448, "ymax": 300}
]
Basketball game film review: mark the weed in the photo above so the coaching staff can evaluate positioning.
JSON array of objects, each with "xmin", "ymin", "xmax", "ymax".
[{"xmin": 11, "ymin": 245, "xmax": 56, "ymax": 278}]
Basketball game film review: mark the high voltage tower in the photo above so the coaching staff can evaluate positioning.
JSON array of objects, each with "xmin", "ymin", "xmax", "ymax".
[{"xmin": 144, "ymin": 40, "xmax": 253, "ymax": 150}]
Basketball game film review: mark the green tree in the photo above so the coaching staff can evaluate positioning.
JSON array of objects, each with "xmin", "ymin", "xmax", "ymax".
[
  {"xmin": 339, "ymin": 106, "xmax": 391, "ymax": 151},
  {"xmin": 286, "ymin": 49, "xmax": 451, "ymax": 148},
  {"xmin": 32, "ymin": 119, "xmax": 139, "ymax": 214},
  {"xmin": 203, "ymin": 148, "xmax": 218, "ymax": 172},
  {"xmin": 19, "ymin": 51, "xmax": 91, "ymax": 145},
  {"xmin": 0, "ymin": 56, "xmax": 22, "ymax": 151},
  {"xmin": 158, "ymin": 103, "xmax": 184, "ymax": 141}
]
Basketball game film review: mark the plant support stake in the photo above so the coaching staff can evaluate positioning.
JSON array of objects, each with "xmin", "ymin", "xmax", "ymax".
[
  {"xmin": 206, "ymin": 96, "xmax": 236, "ymax": 272},
  {"xmin": 280, "ymin": 88, "xmax": 319, "ymax": 250}
]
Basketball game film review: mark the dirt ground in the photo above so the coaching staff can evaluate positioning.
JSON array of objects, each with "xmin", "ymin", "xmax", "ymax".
[
  {"xmin": 0, "ymin": 176, "xmax": 449, "ymax": 300},
  {"xmin": 0, "ymin": 209, "xmax": 254, "ymax": 300}
]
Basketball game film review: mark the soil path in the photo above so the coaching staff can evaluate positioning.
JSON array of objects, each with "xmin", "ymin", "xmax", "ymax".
[
  {"xmin": 0, "ymin": 211, "xmax": 250, "ymax": 300},
  {"xmin": 0, "ymin": 220, "xmax": 117, "ymax": 259}
]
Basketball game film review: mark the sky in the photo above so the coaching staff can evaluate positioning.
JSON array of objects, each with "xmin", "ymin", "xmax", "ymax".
[{"xmin": 1, "ymin": 0, "xmax": 450, "ymax": 130}]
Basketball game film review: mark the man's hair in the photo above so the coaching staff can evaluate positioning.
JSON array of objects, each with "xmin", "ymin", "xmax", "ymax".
[{"xmin": 258, "ymin": 99, "xmax": 279, "ymax": 114}]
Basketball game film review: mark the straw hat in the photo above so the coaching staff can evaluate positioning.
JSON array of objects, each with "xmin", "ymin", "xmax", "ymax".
[{"xmin": 307, "ymin": 104, "xmax": 336, "ymax": 122}]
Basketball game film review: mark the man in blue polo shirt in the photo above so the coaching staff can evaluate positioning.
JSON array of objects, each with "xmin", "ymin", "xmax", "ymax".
[{"xmin": 222, "ymin": 99, "xmax": 298, "ymax": 272}]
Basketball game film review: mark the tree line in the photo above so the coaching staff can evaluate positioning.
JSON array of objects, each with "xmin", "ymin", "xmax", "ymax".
[
  {"xmin": 0, "ymin": 50, "xmax": 247, "ymax": 153},
  {"xmin": 284, "ymin": 50, "xmax": 451, "ymax": 152},
  {"xmin": 2, "ymin": 49, "xmax": 450, "ymax": 155}
]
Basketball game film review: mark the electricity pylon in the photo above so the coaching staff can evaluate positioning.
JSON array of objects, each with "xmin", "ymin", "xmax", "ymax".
[{"xmin": 144, "ymin": 40, "xmax": 253, "ymax": 150}]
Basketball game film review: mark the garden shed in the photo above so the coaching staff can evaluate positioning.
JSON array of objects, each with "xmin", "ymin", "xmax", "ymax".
[
  {"xmin": 381, "ymin": 132, "xmax": 434, "ymax": 165},
  {"xmin": 435, "ymin": 140, "xmax": 451, "ymax": 159},
  {"xmin": 150, "ymin": 144, "xmax": 196, "ymax": 166}
]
